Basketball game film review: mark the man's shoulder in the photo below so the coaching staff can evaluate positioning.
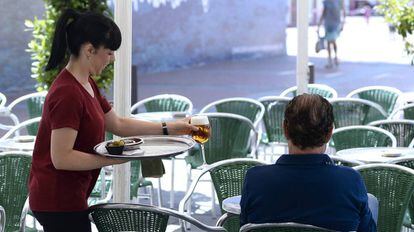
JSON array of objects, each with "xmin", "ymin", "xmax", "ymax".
[
  {"xmin": 330, "ymin": 164, "xmax": 363, "ymax": 181},
  {"xmin": 246, "ymin": 164, "xmax": 276, "ymax": 178}
]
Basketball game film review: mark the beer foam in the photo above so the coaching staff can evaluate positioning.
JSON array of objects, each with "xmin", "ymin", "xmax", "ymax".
[{"xmin": 191, "ymin": 115, "xmax": 209, "ymax": 125}]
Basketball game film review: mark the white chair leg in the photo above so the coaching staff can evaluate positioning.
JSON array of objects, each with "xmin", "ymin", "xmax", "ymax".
[
  {"xmin": 149, "ymin": 185, "xmax": 154, "ymax": 205},
  {"xmin": 157, "ymin": 178, "xmax": 162, "ymax": 207},
  {"xmin": 170, "ymin": 157, "xmax": 175, "ymax": 208},
  {"xmin": 210, "ymin": 181, "xmax": 217, "ymax": 218},
  {"xmin": 185, "ymin": 165, "xmax": 192, "ymax": 230}
]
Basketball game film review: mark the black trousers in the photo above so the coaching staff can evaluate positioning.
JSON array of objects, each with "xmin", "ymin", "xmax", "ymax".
[{"xmin": 32, "ymin": 210, "xmax": 91, "ymax": 232}]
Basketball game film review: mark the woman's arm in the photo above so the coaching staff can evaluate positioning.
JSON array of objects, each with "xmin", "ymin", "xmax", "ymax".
[
  {"xmin": 104, "ymin": 109, "xmax": 196, "ymax": 137},
  {"xmin": 50, "ymin": 127, "xmax": 127, "ymax": 170}
]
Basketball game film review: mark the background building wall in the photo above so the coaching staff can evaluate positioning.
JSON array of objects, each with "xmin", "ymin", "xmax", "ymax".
[
  {"xmin": 1, "ymin": 0, "xmax": 288, "ymax": 92},
  {"xmin": 131, "ymin": 0, "xmax": 288, "ymax": 74},
  {"xmin": 0, "ymin": 0, "xmax": 44, "ymax": 92}
]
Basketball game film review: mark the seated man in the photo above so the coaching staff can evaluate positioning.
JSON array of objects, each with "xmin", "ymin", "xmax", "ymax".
[{"xmin": 240, "ymin": 94, "xmax": 376, "ymax": 232}]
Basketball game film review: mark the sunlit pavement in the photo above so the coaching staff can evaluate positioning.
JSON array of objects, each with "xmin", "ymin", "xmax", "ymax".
[{"xmin": 3, "ymin": 16, "xmax": 414, "ymax": 231}]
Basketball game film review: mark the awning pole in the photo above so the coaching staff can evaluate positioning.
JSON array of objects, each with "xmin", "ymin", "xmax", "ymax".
[
  {"xmin": 296, "ymin": 0, "xmax": 309, "ymax": 94},
  {"xmin": 113, "ymin": 0, "xmax": 132, "ymax": 203}
]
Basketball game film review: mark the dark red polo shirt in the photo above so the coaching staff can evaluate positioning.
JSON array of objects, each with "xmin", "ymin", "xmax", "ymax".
[{"xmin": 29, "ymin": 69, "xmax": 111, "ymax": 211}]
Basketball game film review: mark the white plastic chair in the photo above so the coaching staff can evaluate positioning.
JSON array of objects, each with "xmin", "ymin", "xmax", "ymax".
[
  {"xmin": 329, "ymin": 98, "xmax": 387, "ymax": 128},
  {"xmin": 130, "ymin": 94, "xmax": 193, "ymax": 114},
  {"xmin": 280, "ymin": 84, "xmax": 338, "ymax": 99},
  {"xmin": 389, "ymin": 103, "xmax": 414, "ymax": 120},
  {"xmin": 0, "ymin": 93, "xmax": 6, "ymax": 108},
  {"xmin": 200, "ymin": 97, "xmax": 265, "ymax": 128},
  {"xmin": 331, "ymin": 125, "xmax": 397, "ymax": 152},
  {"xmin": 0, "ymin": 117, "xmax": 41, "ymax": 141},
  {"xmin": 0, "ymin": 91, "xmax": 46, "ymax": 136},
  {"xmin": 368, "ymin": 119, "xmax": 414, "ymax": 147},
  {"xmin": 130, "ymin": 94, "xmax": 193, "ymax": 209},
  {"xmin": 346, "ymin": 86, "xmax": 402, "ymax": 116}
]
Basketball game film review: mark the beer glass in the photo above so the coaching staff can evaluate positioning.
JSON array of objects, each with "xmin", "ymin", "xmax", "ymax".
[{"xmin": 190, "ymin": 115, "xmax": 211, "ymax": 166}]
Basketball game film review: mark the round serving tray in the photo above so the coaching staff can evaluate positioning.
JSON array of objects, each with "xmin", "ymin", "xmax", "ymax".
[{"xmin": 94, "ymin": 135, "xmax": 195, "ymax": 159}]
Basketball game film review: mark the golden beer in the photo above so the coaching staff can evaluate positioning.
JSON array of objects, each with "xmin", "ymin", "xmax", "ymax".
[
  {"xmin": 190, "ymin": 115, "xmax": 211, "ymax": 144},
  {"xmin": 192, "ymin": 124, "xmax": 211, "ymax": 144}
]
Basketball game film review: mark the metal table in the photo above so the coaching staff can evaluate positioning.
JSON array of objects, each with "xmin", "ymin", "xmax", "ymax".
[
  {"xmin": 221, "ymin": 194, "xmax": 378, "ymax": 224},
  {"xmin": 335, "ymin": 147, "xmax": 414, "ymax": 163},
  {"xmin": 0, "ymin": 135, "xmax": 35, "ymax": 151}
]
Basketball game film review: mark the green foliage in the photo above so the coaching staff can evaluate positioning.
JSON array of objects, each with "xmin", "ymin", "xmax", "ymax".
[
  {"xmin": 26, "ymin": 0, "xmax": 113, "ymax": 92},
  {"xmin": 377, "ymin": 0, "xmax": 414, "ymax": 64}
]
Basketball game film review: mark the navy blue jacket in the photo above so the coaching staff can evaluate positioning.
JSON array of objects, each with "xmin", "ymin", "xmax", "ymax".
[{"xmin": 240, "ymin": 154, "xmax": 376, "ymax": 232}]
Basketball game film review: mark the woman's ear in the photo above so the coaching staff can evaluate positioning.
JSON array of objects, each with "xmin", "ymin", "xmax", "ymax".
[{"xmin": 82, "ymin": 43, "xmax": 95, "ymax": 58}]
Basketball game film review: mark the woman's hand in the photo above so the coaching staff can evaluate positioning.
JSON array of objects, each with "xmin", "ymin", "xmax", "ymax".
[{"xmin": 167, "ymin": 117, "xmax": 198, "ymax": 135}]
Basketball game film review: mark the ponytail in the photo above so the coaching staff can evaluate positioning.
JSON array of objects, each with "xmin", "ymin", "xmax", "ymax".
[{"xmin": 45, "ymin": 9, "xmax": 79, "ymax": 71}]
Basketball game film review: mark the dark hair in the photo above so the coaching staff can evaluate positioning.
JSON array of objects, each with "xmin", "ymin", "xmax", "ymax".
[
  {"xmin": 284, "ymin": 94, "xmax": 334, "ymax": 149},
  {"xmin": 45, "ymin": 9, "xmax": 122, "ymax": 71}
]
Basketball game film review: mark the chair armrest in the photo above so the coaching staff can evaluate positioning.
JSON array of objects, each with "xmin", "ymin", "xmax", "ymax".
[
  {"xmin": 0, "ymin": 205, "xmax": 5, "ymax": 232},
  {"xmin": 19, "ymin": 196, "xmax": 30, "ymax": 232}
]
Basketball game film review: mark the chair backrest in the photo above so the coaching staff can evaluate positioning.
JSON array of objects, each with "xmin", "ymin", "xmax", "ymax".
[
  {"xmin": 180, "ymin": 158, "xmax": 267, "ymax": 232},
  {"xmin": 331, "ymin": 125, "xmax": 397, "ymax": 152},
  {"xmin": 346, "ymin": 86, "xmax": 402, "ymax": 116},
  {"xmin": 187, "ymin": 113, "xmax": 256, "ymax": 167},
  {"xmin": 0, "ymin": 117, "xmax": 41, "ymax": 140},
  {"xmin": 329, "ymin": 156, "xmax": 364, "ymax": 167},
  {"xmin": 387, "ymin": 157, "xmax": 414, "ymax": 227},
  {"xmin": 0, "ymin": 92, "xmax": 6, "ymax": 108},
  {"xmin": 89, "ymin": 203, "xmax": 226, "ymax": 232},
  {"xmin": 0, "ymin": 205, "xmax": 5, "ymax": 232},
  {"xmin": 6, "ymin": 91, "xmax": 46, "ymax": 135},
  {"xmin": 368, "ymin": 119, "xmax": 414, "ymax": 147},
  {"xmin": 389, "ymin": 103, "xmax": 414, "ymax": 120},
  {"xmin": 354, "ymin": 164, "xmax": 414, "ymax": 232},
  {"xmin": 240, "ymin": 222, "xmax": 334, "ymax": 232},
  {"xmin": 200, "ymin": 97, "xmax": 265, "ymax": 128},
  {"xmin": 280, "ymin": 84, "xmax": 338, "ymax": 99},
  {"xmin": 0, "ymin": 152, "xmax": 32, "ymax": 232},
  {"xmin": 130, "ymin": 94, "xmax": 193, "ymax": 114},
  {"xmin": 329, "ymin": 98, "xmax": 387, "ymax": 128},
  {"xmin": 258, "ymin": 96, "xmax": 291, "ymax": 144}
]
